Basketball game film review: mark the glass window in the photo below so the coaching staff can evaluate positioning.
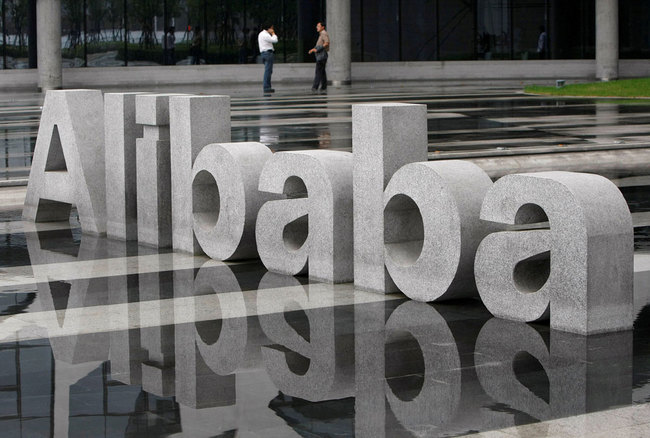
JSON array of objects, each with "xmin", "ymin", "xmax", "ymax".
[
  {"xmin": 126, "ymin": 0, "xmax": 164, "ymax": 65},
  {"xmin": 438, "ymin": 0, "xmax": 474, "ymax": 60},
  {"xmin": 3, "ymin": 0, "xmax": 35, "ymax": 69},
  {"xmin": 620, "ymin": 0, "xmax": 650, "ymax": 59}
]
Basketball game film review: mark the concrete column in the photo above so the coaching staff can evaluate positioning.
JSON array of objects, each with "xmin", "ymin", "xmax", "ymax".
[
  {"xmin": 326, "ymin": 0, "xmax": 351, "ymax": 86},
  {"xmin": 37, "ymin": 0, "xmax": 62, "ymax": 91},
  {"xmin": 596, "ymin": 0, "xmax": 618, "ymax": 81}
]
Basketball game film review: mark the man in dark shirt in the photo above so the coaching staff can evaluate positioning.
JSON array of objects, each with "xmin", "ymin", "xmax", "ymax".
[{"xmin": 308, "ymin": 22, "xmax": 330, "ymax": 94}]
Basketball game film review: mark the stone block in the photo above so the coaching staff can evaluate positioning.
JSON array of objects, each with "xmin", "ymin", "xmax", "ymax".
[
  {"xmin": 136, "ymin": 136, "xmax": 172, "ymax": 247},
  {"xmin": 170, "ymin": 95, "xmax": 231, "ymax": 255},
  {"xmin": 256, "ymin": 150, "xmax": 354, "ymax": 283},
  {"xmin": 135, "ymin": 93, "xmax": 184, "ymax": 125},
  {"xmin": 191, "ymin": 142, "xmax": 270, "ymax": 260},
  {"xmin": 352, "ymin": 103, "xmax": 428, "ymax": 293},
  {"xmin": 23, "ymin": 90, "xmax": 106, "ymax": 234},
  {"xmin": 383, "ymin": 160, "xmax": 493, "ymax": 301},
  {"xmin": 136, "ymin": 94, "xmax": 180, "ymax": 248},
  {"xmin": 105, "ymin": 92, "xmax": 145, "ymax": 241},
  {"xmin": 475, "ymin": 171, "xmax": 634, "ymax": 334}
]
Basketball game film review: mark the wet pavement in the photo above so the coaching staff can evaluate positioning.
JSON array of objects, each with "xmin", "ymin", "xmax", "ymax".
[
  {"xmin": 0, "ymin": 214, "xmax": 647, "ymax": 437},
  {"xmin": 4, "ymin": 83, "xmax": 650, "ymax": 179},
  {"xmin": 0, "ymin": 82, "xmax": 649, "ymax": 437}
]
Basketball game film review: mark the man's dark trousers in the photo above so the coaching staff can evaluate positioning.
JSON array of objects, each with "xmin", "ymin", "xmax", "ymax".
[{"xmin": 312, "ymin": 59, "xmax": 327, "ymax": 90}]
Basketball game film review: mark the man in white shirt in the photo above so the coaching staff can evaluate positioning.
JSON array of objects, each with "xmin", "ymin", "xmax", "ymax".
[{"xmin": 258, "ymin": 24, "xmax": 278, "ymax": 93}]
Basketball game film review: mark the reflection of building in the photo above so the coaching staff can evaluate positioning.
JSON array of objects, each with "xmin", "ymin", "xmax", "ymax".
[{"xmin": 0, "ymin": 1, "xmax": 638, "ymax": 89}]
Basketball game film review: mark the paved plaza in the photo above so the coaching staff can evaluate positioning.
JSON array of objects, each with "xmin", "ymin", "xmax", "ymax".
[{"xmin": 0, "ymin": 82, "xmax": 649, "ymax": 437}]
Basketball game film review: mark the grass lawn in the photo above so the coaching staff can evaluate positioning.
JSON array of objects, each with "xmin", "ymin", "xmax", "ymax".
[{"xmin": 524, "ymin": 77, "xmax": 650, "ymax": 97}]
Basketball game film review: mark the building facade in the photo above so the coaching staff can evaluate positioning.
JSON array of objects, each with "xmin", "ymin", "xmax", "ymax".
[{"xmin": 0, "ymin": 0, "xmax": 640, "ymax": 88}]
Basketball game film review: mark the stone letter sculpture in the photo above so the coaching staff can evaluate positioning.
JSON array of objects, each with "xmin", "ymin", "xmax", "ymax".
[
  {"xmin": 383, "ymin": 160, "xmax": 493, "ymax": 301},
  {"xmin": 170, "ymin": 95, "xmax": 231, "ymax": 255},
  {"xmin": 353, "ymin": 103, "xmax": 428, "ymax": 293},
  {"xmin": 23, "ymin": 90, "xmax": 106, "ymax": 234},
  {"xmin": 135, "ymin": 93, "xmax": 185, "ymax": 248},
  {"xmin": 192, "ymin": 142, "xmax": 272, "ymax": 260},
  {"xmin": 256, "ymin": 150, "xmax": 354, "ymax": 283},
  {"xmin": 105, "ymin": 92, "xmax": 145, "ymax": 240},
  {"xmin": 474, "ymin": 171, "xmax": 633, "ymax": 334}
]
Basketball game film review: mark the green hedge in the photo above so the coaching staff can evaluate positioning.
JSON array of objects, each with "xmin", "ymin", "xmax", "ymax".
[
  {"xmin": 62, "ymin": 41, "xmax": 123, "ymax": 59},
  {"xmin": 2, "ymin": 46, "xmax": 28, "ymax": 58}
]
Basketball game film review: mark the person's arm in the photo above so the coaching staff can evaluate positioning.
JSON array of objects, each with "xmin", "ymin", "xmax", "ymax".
[
  {"xmin": 309, "ymin": 35, "xmax": 328, "ymax": 54},
  {"xmin": 309, "ymin": 44, "xmax": 324, "ymax": 54},
  {"xmin": 262, "ymin": 33, "xmax": 278, "ymax": 44},
  {"xmin": 263, "ymin": 30, "xmax": 279, "ymax": 44}
]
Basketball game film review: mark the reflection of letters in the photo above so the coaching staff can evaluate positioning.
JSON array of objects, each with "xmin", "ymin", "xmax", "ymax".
[
  {"xmin": 139, "ymin": 254, "xmax": 175, "ymax": 396},
  {"xmin": 257, "ymin": 272, "xmax": 354, "ymax": 401},
  {"xmin": 475, "ymin": 172, "xmax": 634, "ymax": 334},
  {"xmin": 25, "ymin": 229, "xmax": 109, "ymax": 364},
  {"xmin": 355, "ymin": 300, "xmax": 461, "ymax": 437},
  {"xmin": 107, "ymin": 239, "xmax": 145, "ymax": 386},
  {"xmin": 23, "ymin": 90, "xmax": 106, "ymax": 234},
  {"xmin": 256, "ymin": 151, "xmax": 354, "ymax": 283},
  {"xmin": 174, "ymin": 262, "xmax": 247, "ymax": 408},
  {"xmin": 475, "ymin": 318, "xmax": 632, "ymax": 423},
  {"xmin": 385, "ymin": 302, "xmax": 461, "ymax": 434},
  {"xmin": 384, "ymin": 161, "xmax": 492, "ymax": 301},
  {"xmin": 353, "ymin": 103, "xmax": 428, "ymax": 293}
]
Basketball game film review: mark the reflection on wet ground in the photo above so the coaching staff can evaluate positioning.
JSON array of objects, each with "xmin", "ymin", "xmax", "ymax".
[
  {"xmin": 0, "ymin": 83, "xmax": 649, "ymax": 436},
  {"xmin": 0, "ymin": 201, "xmax": 645, "ymax": 436}
]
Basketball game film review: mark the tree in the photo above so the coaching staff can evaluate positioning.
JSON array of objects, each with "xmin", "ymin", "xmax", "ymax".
[
  {"xmin": 106, "ymin": 0, "xmax": 124, "ymax": 41},
  {"xmin": 8, "ymin": 0, "xmax": 29, "ymax": 49},
  {"xmin": 87, "ymin": 0, "xmax": 107, "ymax": 43},
  {"xmin": 62, "ymin": 0, "xmax": 84, "ymax": 49},
  {"xmin": 131, "ymin": 0, "xmax": 181, "ymax": 48}
]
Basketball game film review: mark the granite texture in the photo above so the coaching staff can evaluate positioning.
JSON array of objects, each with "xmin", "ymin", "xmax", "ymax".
[
  {"xmin": 136, "ymin": 94, "xmax": 180, "ymax": 248},
  {"xmin": 383, "ymin": 160, "xmax": 493, "ymax": 301},
  {"xmin": 475, "ymin": 171, "xmax": 634, "ymax": 334},
  {"xmin": 352, "ymin": 103, "xmax": 428, "ymax": 293},
  {"xmin": 23, "ymin": 90, "xmax": 106, "ymax": 234},
  {"xmin": 170, "ymin": 95, "xmax": 231, "ymax": 255},
  {"xmin": 105, "ymin": 92, "xmax": 145, "ymax": 241},
  {"xmin": 192, "ymin": 142, "xmax": 272, "ymax": 260},
  {"xmin": 256, "ymin": 150, "xmax": 354, "ymax": 283}
]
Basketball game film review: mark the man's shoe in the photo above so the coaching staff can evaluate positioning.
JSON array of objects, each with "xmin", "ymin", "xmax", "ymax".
[
  {"xmin": 319, "ymin": 89, "xmax": 327, "ymax": 94},
  {"xmin": 311, "ymin": 88, "xmax": 318, "ymax": 94},
  {"xmin": 264, "ymin": 88, "xmax": 275, "ymax": 93}
]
